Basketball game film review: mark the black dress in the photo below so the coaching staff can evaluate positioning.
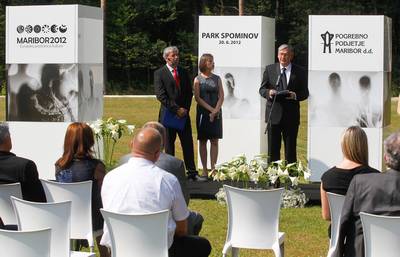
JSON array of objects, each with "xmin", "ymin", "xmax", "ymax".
[
  {"xmin": 196, "ymin": 74, "xmax": 223, "ymax": 140},
  {"xmin": 321, "ymin": 165, "xmax": 379, "ymax": 237},
  {"xmin": 321, "ymin": 165, "xmax": 380, "ymax": 195},
  {"xmin": 55, "ymin": 158, "xmax": 104, "ymax": 231}
]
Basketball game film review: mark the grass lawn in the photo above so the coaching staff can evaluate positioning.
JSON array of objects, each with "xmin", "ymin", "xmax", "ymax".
[{"xmin": 1, "ymin": 96, "xmax": 400, "ymax": 257}]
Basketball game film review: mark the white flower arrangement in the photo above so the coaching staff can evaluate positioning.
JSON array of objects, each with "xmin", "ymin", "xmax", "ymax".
[
  {"xmin": 213, "ymin": 154, "xmax": 311, "ymax": 188},
  {"xmin": 89, "ymin": 118, "xmax": 135, "ymax": 168},
  {"xmin": 212, "ymin": 154, "xmax": 311, "ymax": 208}
]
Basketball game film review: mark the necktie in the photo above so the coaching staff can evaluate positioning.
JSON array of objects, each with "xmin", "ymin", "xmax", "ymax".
[
  {"xmin": 173, "ymin": 68, "xmax": 180, "ymax": 89},
  {"xmin": 281, "ymin": 67, "xmax": 287, "ymax": 90}
]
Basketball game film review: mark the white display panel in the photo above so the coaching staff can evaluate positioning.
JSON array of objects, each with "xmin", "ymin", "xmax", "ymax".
[
  {"xmin": 6, "ymin": 5, "xmax": 77, "ymax": 64},
  {"xmin": 309, "ymin": 71, "xmax": 384, "ymax": 128},
  {"xmin": 8, "ymin": 122, "xmax": 70, "ymax": 180},
  {"xmin": 199, "ymin": 16, "xmax": 274, "ymax": 68},
  {"xmin": 309, "ymin": 15, "xmax": 391, "ymax": 72},
  {"xmin": 6, "ymin": 5, "xmax": 104, "ymax": 178},
  {"xmin": 308, "ymin": 15, "xmax": 391, "ymax": 181},
  {"xmin": 78, "ymin": 18, "xmax": 103, "ymax": 63},
  {"xmin": 198, "ymin": 16, "xmax": 274, "ymax": 168}
]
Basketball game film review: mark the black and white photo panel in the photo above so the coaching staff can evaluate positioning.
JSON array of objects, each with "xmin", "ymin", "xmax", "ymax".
[
  {"xmin": 213, "ymin": 67, "xmax": 261, "ymax": 120},
  {"xmin": 308, "ymin": 71, "xmax": 384, "ymax": 128},
  {"xmin": 7, "ymin": 63, "xmax": 78, "ymax": 122},
  {"xmin": 77, "ymin": 64, "xmax": 103, "ymax": 122},
  {"xmin": 7, "ymin": 63, "xmax": 103, "ymax": 122}
]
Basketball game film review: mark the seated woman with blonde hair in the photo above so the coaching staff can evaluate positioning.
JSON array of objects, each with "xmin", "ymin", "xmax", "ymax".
[
  {"xmin": 55, "ymin": 122, "xmax": 109, "ymax": 257},
  {"xmin": 320, "ymin": 126, "xmax": 379, "ymax": 228}
]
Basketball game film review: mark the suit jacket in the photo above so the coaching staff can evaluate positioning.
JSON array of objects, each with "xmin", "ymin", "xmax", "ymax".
[
  {"xmin": 0, "ymin": 151, "xmax": 46, "ymax": 202},
  {"xmin": 156, "ymin": 153, "xmax": 189, "ymax": 205},
  {"xmin": 336, "ymin": 169, "xmax": 400, "ymax": 257},
  {"xmin": 118, "ymin": 152, "xmax": 189, "ymax": 205},
  {"xmin": 259, "ymin": 63, "xmax": 308, "ymax": 125},
  {"xmin": 154, "ymin": 65, "xmax": 193, "ymax": 120}
]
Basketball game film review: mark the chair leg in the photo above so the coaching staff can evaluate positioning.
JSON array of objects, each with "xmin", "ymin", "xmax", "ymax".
[
  {"xmin": 232, "ymin": 247, "xmax": 239, "ymax": 257},
  {"xmin": 280, "ymin": 242, "xmax": 284, "ymax": 257},
  {"xmin": 272, "ymin": 243, "xmax": 283, "ymax": 257},
  {"xmin": 222, "ymin": 242, "xmax": 231, "ymax": 257}
]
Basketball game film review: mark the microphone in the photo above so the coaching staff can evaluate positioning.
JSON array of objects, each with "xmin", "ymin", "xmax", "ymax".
[{"xmin": 275, "ymin": 72, "xmax": 282, "ymax": 87}]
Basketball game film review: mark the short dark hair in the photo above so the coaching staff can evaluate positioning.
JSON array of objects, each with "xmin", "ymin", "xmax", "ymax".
[
  {"xmin": 198, "ymin": 53, "xmax": 214, "ymax": 73},
  {"xmin": 0, "ymin": 122, "xmax": 10, "ymax": 145}
]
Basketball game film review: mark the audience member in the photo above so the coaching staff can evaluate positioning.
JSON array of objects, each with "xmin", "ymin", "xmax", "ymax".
[
  {"xmin": 335, "ymin": 131, "xmax": 400, "ymax": 257},
  {"xmin": 0, "ymin": 122, "xmax": 46, "ymax": 202},
  {"xmin": 119, "ymin": 122, "xmax": 190, "ymax": 204},
  {"xmin": 101, "ymin": 127, "xmax": 211, "ymax": 257},
  {"xmin": 55, "ymin": 122, "xmax": 109, "ymax": 257},
  {"xmin": 320, "ymin": 126, "xmax": 379, "ymax": 225}
]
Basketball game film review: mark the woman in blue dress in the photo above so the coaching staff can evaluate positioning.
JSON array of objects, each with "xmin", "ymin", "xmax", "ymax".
[
  {"xmin": 194, "ymin": 53, "xmax": 224, "ymax": 180},
  {"xmin": 55, "ymin": 122, "xmax": 109, "ymax": 257}
]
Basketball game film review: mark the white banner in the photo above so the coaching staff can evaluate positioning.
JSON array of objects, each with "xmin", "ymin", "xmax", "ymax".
[
  {"xmin": 6, "ymin": 5, "xmax": 77, "ymax": 64},
  {"xmin": 309, "ymin": 15, "xmax": 391, "ymax": 72}
]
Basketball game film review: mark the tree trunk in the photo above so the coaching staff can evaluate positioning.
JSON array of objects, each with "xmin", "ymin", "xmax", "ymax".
[{"xmin": 238, "ymin": 0, "xmax": 244, "ymax": 15}]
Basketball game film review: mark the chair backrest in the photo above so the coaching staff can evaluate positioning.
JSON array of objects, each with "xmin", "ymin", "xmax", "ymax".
[
  {"xmin": 0, "ymin": 183, "xmax": 22, "ymax": 224},
  {"xmin": 0, "ymin": 227, "xmax": 51, "ymax": 257},
  {"xmin": 360, "ymin": 212, "xmax": 400, "ymax": 257},
  {"xmin": 40, "ymin": 179, "xmax": 93, "ymax": 246},
  {"xmin": 101, "ymin": 209, "xmax": 169, "ymax": 257},
  {"xmin": 223, "ymin": 185, "xmax": 284, "ymax": 249},
  {"xmin": 11, "ymin": 196, "xmax": 71, "ymax": 257},
  {"xmin": 326, "ymin": 192, "xmax": 345, "ymax": 257}
]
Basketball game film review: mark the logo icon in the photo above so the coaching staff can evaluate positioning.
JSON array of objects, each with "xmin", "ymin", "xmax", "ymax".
[
  {"xmin": 25, "ymin": 25, "xmax": 33, "ymax": 33},
  {"xmin": 17, "ymin": 25, "xmax": 24, "ymax": 33},
  {"xmin": 42, "ymin": 25, "xmax": 50, "ymax": 33},
  {"xmin": 51, "ymin": 25, "xmax": 58, "ymax": 33},
  {"xmin": 33, "ymin": 25, "xmax": 41, "ymax": 33},
  {"xmin": 321, "ymin": 31, "xmax": 334, "ymax": 53},
  {"xmin": 59, "ymin": 25, "xmax": 67, "ymax": 33}
]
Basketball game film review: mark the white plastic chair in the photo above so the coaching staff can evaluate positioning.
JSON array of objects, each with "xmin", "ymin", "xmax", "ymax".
[
  {"xmin": 41, "ymin": 179, "xmax": 95, "ymax": 252},
  {"xmin": 101, "ymin": 208, "xmax": 169, "ymax": 257},
  {"xmin": 0, "ymin": 227, "xmax": 51, "ymax": 257},
  {"xmin": 222, "ymin": 185, "xmax": 285, "ymax": 257},
  {"xmin": 360, "ymin": 212, "xmax": 400, "ymax": 257},
  {"xmin": 11, "ymin": 197, "xmax": 95, "ymax": 257},
  {"xmin": 326, "ymin": 192, "xmax": 345, "ymax": 257},
  {"xmin": 0, "ymin": 182, "xmax": 22, "ymax": 225}
]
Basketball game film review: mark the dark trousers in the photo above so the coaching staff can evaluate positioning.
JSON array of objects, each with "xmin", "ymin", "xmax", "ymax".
[
  {"xmin": 268, "ymin": 121, "xmax": 299, "ymax": 163},
  {"xmin": 165, "ymin": 115, "xmax": 197, "ymax": 176},
  {"xmin": 169, "ymin": 235, "xmax": 211, "ymax": 257}
]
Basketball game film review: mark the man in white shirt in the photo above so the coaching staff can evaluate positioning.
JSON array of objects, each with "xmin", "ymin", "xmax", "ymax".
[{"xmin": 101, "ymin": 127, "xmax": 211, "ymax": 257}]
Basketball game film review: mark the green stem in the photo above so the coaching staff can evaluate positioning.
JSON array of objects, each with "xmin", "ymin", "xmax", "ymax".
[{"xmin": 109, "ymin": 140, "xmax": 116, "ymax": 167}]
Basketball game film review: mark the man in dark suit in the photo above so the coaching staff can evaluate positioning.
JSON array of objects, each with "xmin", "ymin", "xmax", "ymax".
[
  {"xmin": 259, "ymin": 44, "xmax": 309, "ymax": 163},
  {"xmin": 154, "ymin": 46, "xmax": 199, "ymax": 180},
  {"xmin": 335, "ymin": 132, "xmax": 400, "ymax": 257},
  {"xmin": 0, "ymin": 122, "xmax": 46, "ymax": 202},
  {"xmin": 118, "ymin": 122, "xmax": 204, "ymax": 235}
]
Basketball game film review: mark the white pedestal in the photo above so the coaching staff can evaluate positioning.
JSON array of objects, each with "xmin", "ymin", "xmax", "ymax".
[
  {"xmin": 5, "ymin": 5, "xmax": 104, "ymax": 178},
  {"xmin": 198, "ymin": 16, "xmax": 275, "ymax": 167},
  {"xmin": 308, "ymin": 15, "xmax": 392, "ymax": 181}
]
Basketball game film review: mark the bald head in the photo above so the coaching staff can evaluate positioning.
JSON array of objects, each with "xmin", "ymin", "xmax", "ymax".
[
  {"xmin": 143, "ymin": 121, "xmax": 166, "ymax": 150},
  {"xmin": 131, "ymin": 127, "xmax": 162, "ymax": 162}
]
